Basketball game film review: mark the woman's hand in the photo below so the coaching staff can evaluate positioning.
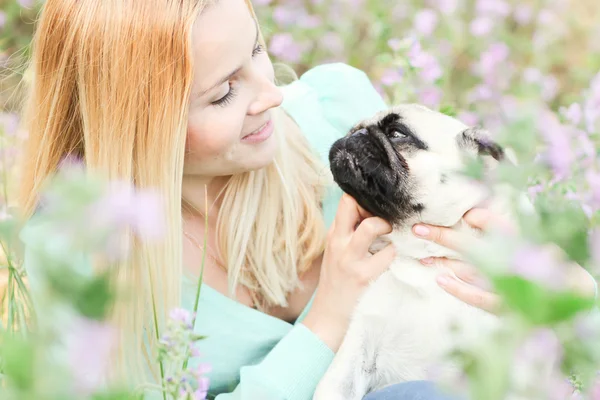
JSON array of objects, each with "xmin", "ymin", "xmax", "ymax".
[
  {"xmin": 303, "ymin": 194, "xmax": 396, "ymax": 351},
  {"xmin": 412, "ymin": 208, "xmax": 598, "ymax": 314}
]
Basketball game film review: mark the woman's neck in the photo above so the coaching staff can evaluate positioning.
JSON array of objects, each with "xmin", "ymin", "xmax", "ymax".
[{"xmin": 181, "ymin": 174, "xmax": 231, "ymax": 218}]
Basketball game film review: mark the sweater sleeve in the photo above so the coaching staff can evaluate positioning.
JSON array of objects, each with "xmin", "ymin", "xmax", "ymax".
[{"xmin": 214, "ymin": 324, "xmax": 333, "ymax": 400}]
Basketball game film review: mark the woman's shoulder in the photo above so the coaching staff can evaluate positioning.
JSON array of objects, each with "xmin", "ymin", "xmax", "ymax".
[{"xmin": 279, "ymin": 62, "xmax": 388, "ymax": 137}]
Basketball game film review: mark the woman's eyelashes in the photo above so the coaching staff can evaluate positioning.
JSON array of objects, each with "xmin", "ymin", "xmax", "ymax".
[{"xmin": 211, "ymin": 43, "xmax": 265, "ymax": 108}]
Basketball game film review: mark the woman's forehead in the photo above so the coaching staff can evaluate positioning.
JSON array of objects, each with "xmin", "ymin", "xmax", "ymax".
[{"xmin": 190, "ymin": 0, "xmax": 256, "ymax": 94}]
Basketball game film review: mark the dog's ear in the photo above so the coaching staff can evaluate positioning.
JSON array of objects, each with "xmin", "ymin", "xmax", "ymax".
[{"xmin": 457, "ymin": 127, "xmax": 505, "ymax": 161}]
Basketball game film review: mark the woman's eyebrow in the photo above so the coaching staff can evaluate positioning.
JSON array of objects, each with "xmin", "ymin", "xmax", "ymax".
[{"xmin": 194, "ymin": 19, "xmax": 260, "ymax": 99}]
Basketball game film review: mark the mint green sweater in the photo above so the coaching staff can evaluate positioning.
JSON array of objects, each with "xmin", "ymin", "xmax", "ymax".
[{"xmin": 184, "ymin": 63, "xmax": 389, "ymax": 399}]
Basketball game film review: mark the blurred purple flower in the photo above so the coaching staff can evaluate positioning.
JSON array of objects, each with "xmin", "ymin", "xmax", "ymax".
[
  {"xmin": 414, "ymin": 9, "xmax": 438, "ymax": 36},
  {"xmin": 321, "ymin": 32, "xmax": 344, "ymax": 55},
  {"xmin": 510, "ymin": 245, "xmax": 567, "ymax": 290},
  {"xmin": 18, "ymin": 0, "xmax": 34, "ymax": 7},
  {"xmin": 523, "ymin": 67, "xmax": 543, "ymax": 84},
  {"xmin": 272, "ymin": 6, "xmax": 296, "ymax": 27},
  {"xmin": 65, "ymin": 317, "xmax": 116, "ymax": 396},
  {"xmin": 418, "ymin": 87, "xmax": 443, "ymax": 108},
  {"xmin": 298, "ymin": 14, "xmax": 322, "ymax": 29},
  {"xmin": 269, "ymin": 33, "xmax": 305, "ymax": 63},
  {"xmin": 476, "ymin": 0, "xmax": 511, "ymax": 17},
  {"xmin": 0, "ymin": 12, "xmax": 6, "ymax": 29},
  {"xmin": 387, "ymin": 38, "xmax": 402, "ymax": 52},
  {"xmin": 0, "ymin": 112, "xmax": 19, "ymax": 136},
  {"xmin": 541, "ymin": 75, "xmax": 559, "ymax": 101},
  {"xmin": 407, "ymin": 40, "xmax": 442, "ymax": 83},
  {"xmin": 586, "ymin": 170, "xmax": 600, "ymax": 210},
  {"xmin": 457, "ymin": 111, "xmax": 479, "ymax": 126},
  {"xmin": 426, "ymin": 0, "xmax": 459, "ymax": 15},
  {"xmin": 170, "ymin": 308, "xmax": 194, "ymax": 328},
  {"xmin": 477, "ymin": 42, "xmax": 509, "ymax": 77},
  {"xmin": 513, "ymin": 4, "xmax": 534, "ymax": 25},
  {"xmin": 538, "ymin": 116, "xmax": 573, "ymax": 179},
  {"xmin": 584, "ymin": 73, "xmax": 600, "ymax": 131},
  {"xmin": 89, "ymin": 180, "xmax": 165, "ymax": 243},
  {"xmin": 561, "ymin": 103, "xmax": 583, "ymax": 126},
  {"xmin": 470, "ymin": 17, "xmax": 494, "ymax": 37},
  {"xmin": 380, "ymin": 68, "xmax": 403, "ymax": 86}
]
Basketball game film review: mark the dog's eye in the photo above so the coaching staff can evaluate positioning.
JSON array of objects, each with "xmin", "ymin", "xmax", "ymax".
[{"xmin": 391, "ymin": 131, "xmax": 409, "ymax": 139}]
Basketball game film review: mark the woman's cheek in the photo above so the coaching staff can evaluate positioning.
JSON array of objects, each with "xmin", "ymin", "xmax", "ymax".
[{"xmin": 186, "ymin": 112, "xmax": 243, "ymax": 158}]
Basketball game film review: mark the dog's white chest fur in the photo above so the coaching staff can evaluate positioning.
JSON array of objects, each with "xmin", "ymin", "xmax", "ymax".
[{"xmin": 313, "ymin": 223, "xmax": 499, "ymax": 400}]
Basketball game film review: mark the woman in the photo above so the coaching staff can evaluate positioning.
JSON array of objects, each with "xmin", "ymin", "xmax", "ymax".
[{"xmin": 17, "ymin": 0, "xmax": 597, "ymax": 399}]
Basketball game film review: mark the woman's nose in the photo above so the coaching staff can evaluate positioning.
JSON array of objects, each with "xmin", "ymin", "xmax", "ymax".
[{"xmin": 247, "ymin": 78, "xmax": 283, "ymax": 116}]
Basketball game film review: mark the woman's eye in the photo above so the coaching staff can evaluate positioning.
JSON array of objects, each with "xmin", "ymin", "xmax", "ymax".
[
  {"xmin": 252, "ymin": 44, "xmax": 264, "ymax": 57},
  {"xmin": 211, "ymin": 83, "xmax": 237, "ymax": 107}
]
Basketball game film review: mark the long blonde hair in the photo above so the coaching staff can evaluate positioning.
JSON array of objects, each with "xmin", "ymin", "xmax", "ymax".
[{"xmin": 18, "ymin": 0, "xmax": 327, "ymax": 389}]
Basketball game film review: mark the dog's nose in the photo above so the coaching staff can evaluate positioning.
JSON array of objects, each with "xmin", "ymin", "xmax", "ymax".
[{"xmin": 351, "ymin": 128, "xmax": 368, "ymax": 136}]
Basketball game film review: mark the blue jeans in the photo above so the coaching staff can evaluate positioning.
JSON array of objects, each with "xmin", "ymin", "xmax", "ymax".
[{"xmin": 363, "ymin": 381, "xmax": 463, "ymax": 400}]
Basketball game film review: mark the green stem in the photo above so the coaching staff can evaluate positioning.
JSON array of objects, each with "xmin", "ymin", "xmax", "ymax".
[
  {"xmin": 149, "ymin": 267, "xmax": 167, "ymax": 400},
  {"xmin": 182, "ymin": 185, "xmax": 208, "ymax": 371}
]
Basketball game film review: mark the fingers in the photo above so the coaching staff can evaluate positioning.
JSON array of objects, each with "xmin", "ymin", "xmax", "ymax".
[
  {"xmin": 463, "ymin": 207, "xmax": 515, "ymax": 233},
  {"xmin": 421, "ymin": 257, "xmax": 490, "ymax": 290},
  {"xmin": 349, "ymin": 217, "xmax": 393, "ymax": 258},
  {"xmin": 412, "ymin": 224, "xmax": 471, "ymax": 252},
  {"xmin": 365, "ymin": 243, "xmax": 396, "ymax": 276},
  {"xmin": 436, "ymin": 274, "xmax": 501, "ymax": 314},
  {"xmin": 333, "ymin": 194, "xmax": 372, "ymax": 236}
]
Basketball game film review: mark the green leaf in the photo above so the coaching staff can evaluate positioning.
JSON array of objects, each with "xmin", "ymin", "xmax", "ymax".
[
  {"xmin": 75, "ymin": 271, "xmax": 116, "ymax": 321},
  {"xmin": 0, "ymin": 333, "xmax": 35, "ymax": 391},
  {"xmin": 493, "ymin": 276, "xmax": 595, "ymax": 325}
]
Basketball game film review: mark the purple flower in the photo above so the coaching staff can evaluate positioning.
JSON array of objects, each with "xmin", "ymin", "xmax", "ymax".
[
  {"xmin": 414, "ymin": 9, "xmax": 438, "ymax": 36},
  {"xmin": 426, "ymin": 0, "xmax": 459, "ymax": 15},
  {"xmin": 89, "ymin": 181, "xmax": 165, "ymax": 243},
  {"xmin": 538, "ymin": 112, "xmax": 574, "ymax": 179},
  {"xmin": 477, "ymin": 43, "xmax": 510, "ymax": 77},
  {"xmin": 476, "ymin": 0, "xmax": 511, "ymax": 17},
  {"xmin": 457, "ymin": 111, "xmax": 479, "ymax": 126},
  {"xmin": 380, "ymin": 68, "xmax": 403, "ymax": 86},
  {"xmin": 561, "ymin": 103, "xmax": 583, "ymax": 126},
  {"xmin": 321, "ymin": 32, "xmax": 344, "ymax": 55},
  {"xmin": 0, "ymin": 12, "xmax": 6, "ymax": 29},
  {"xmin": 513, "ymin": 4, "xmax": 534, "ymax": 25},
  {"xmin": 268, "ymin": 33, "xmax": 305, "ymax": 63},
  {"xmin": 586, "ymin": 170, "xmax": 600, "ymax": 210},
  {"xmin": 169, "ymin": 308, "xmax": 194, "ymax": 327},
  {"xmin": 510, "ymin": 245, "xmax": 567, "ymax": 290},
  {"xmin": 298, "ymin": 14, "xmax": 322, "ymax": 29},
  {"xmin": 0, "ymin": 112, "xmax": 20, "ymax": 136},
  {"xmin": 17, "ymin": 0, "xmax": 34, "ymax": 7},
  {"xmin": 272, "ymin": 6, "xmax": 296, "ymax": 27},
  {"xmin": 387, "ymin": 38, "xmax": 402, "ymax": 52},
  {"xmin": 65, "ymin": 317, "xmax": 116, "ymax": 396},
  {"xmin": 470, "ymin": 16, "xmax": 494, "ymax": 36},
  {"xmin": 418, "ymin": 87, "xmax": 443, "ymax": 108}
]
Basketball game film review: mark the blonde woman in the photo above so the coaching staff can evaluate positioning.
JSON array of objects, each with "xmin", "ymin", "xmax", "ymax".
[{"xmin": 17, "ymin": 0, "xmax": 597, "ymax": 399}]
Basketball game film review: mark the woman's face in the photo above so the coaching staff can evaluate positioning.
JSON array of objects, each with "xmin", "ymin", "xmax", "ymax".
[{"xmin": 184, "ymin": 0, "xmax": 283, "ymax": 177}]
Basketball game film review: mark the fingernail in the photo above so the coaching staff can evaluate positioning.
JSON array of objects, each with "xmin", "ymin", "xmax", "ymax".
[
  {"xmin": 420, "ymin": 257, "xmax": 434, "ymax": 265},
  {"xmin": 437, "ymin": 275, "xmax": 451, "ymax": 286},
  {"xmin": 413, "ymin": 225, "xmax": 430, "ymax": 237}
]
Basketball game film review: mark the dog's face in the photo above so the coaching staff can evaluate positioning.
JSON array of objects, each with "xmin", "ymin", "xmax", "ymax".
[{"xmin": 329, "ymin": 104, "xmax": 505, "ymax": 227}]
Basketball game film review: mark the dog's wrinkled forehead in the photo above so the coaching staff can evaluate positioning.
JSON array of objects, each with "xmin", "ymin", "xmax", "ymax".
[{"xmin": 352, "ymin": 104, "xmax": 469, "ymax": 155}]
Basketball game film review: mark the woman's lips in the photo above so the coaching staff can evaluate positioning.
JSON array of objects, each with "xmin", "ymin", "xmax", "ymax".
[{"xmin": 241, "ymin": 120, "xmax": 274, "ymax": 144}]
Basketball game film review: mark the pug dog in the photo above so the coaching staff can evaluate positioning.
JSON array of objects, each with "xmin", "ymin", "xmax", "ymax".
[{"xmin": 313, "ymin": 104, "xmax": 512, "ymax": 400}]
